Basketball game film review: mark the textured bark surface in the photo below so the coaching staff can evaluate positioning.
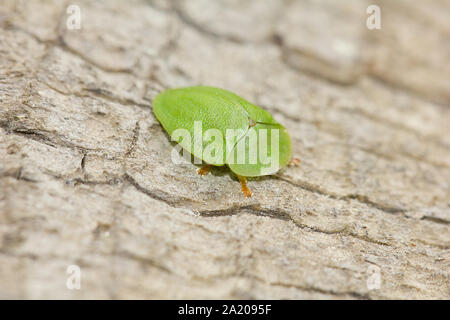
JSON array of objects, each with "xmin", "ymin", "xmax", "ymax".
[{"xmin": 0, "ymin": 0, "xmax": 449, "ymax": 299}]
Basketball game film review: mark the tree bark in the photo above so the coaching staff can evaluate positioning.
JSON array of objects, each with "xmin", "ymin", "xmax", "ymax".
[{"xmin": 0, "ymin": 0, "xmax": 449, "ymax": 299}]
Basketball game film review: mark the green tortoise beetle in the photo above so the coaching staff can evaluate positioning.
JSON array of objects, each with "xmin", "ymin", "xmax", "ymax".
[{"xmin": 153, "ymin": 86, "xmax": 300, "ymax": 197}]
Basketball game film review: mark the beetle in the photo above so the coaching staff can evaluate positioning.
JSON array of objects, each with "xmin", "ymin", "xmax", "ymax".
[{"xmin": 153, "ymin": 86, "xmax": 300, "ymax": 197}]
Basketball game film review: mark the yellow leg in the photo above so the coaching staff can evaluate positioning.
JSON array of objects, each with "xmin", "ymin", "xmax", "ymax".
[
  {"xmin": 237, "ymin": 175, "xmax": 252, "ymax": 198},
  {"xmin": 197, "ymin": 164, "xmax": 212, "ymax": 176},
  {"xmin": 288, "ymin": 157, "xmax": 301, "ymax": 166}
]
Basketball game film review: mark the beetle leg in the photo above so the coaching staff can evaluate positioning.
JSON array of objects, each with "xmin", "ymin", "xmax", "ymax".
[
  {"xmin": 237, "ymin": 175, "xmax": 252, "ymax": 198},
  {"xmin": 288, "ymin": 158, "xmax": 301, "ymax": 166},
  {"xmin": 197, "ymin": 164, "xmax": 212, "ymax": 176}
]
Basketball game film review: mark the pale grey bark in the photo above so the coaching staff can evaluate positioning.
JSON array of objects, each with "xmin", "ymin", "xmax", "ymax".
[{"xmin": 0, "ymin": 0, "xmax": 449, "ymax": 299}]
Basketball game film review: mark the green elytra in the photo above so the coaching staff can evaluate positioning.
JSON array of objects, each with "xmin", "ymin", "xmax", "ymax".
[{"xmin": 153, "ymin": 86, "xmax": 298, "ymax": 197}]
